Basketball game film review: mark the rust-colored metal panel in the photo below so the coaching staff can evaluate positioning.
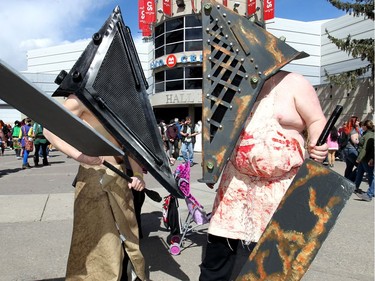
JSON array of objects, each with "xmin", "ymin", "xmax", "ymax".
[
  {"xmin": 199, "ymin": 0, "xmax": 308, "ymax": 185},
  {"xmin": 236, "ymin": 159, "xmax": 355, "ymax": 280},
  {"xmin": 236, "ymin": 105, "xmax": 355, "ymax": 280}
]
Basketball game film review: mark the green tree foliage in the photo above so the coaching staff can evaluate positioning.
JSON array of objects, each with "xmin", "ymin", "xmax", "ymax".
[{"xmin": 325, "ymin": 0, "xmax": 374, "ymax": 89}]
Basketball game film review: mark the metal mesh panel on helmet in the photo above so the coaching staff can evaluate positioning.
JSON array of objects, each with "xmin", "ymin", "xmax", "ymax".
[{"xmin": 92, "ymin": 32, "xmax": 157, "ymax": 153}]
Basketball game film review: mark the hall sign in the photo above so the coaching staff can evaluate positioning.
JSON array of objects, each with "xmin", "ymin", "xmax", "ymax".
[{"xmin": 150, "ymin": 53, "xmax": 203, "ymax": 69}]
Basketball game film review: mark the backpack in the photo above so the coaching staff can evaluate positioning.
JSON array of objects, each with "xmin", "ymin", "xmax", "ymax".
[
  {"xmin": 162, "ymin": 194, "xmax": 181, "ymax": 235},
  {"xmin": 338, "ymin": 131, "xmax": 349, "ymax": 149}
]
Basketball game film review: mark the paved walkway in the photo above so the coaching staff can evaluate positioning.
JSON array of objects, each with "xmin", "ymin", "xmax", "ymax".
[{"xmin": 0, "ymin": 148, "xmax": 373, "ymax": 281}]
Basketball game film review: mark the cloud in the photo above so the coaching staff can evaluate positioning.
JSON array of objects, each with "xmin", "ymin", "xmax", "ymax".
[{"xmin": 0, "ymin": 0, "xmax": 110, "ymax": 71}]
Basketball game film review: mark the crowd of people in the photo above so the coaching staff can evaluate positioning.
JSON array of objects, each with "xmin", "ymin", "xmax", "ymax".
[
  {"xmin": 158, "ymin": 117, "xmax": 202, "ymax": 167},
  {"xmin": 0, "ymin": 118, "xmax": 51, "ymax": 169},
  {"xmin": 325, "ymin": 116, "xmax": 374, "ymax": 202}
]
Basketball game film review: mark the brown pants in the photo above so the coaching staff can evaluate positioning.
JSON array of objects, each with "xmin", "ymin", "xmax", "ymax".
[{"xmin": 66, "ymin": 165, "xmax": 146, "ymax": 281}]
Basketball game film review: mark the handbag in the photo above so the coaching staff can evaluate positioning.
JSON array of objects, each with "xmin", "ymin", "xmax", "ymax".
[
  {"xmin": 25, "ymin": 137, "xmax": 34, "ymax": 152},
  {"xmin": 22, "ymin": 125, "xmax": 34, "ymax": 152}
]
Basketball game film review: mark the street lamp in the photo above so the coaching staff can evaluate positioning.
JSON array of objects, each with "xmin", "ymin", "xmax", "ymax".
[{"xmin": 157, "ymin": 8, "xmax": 171, "ymax": 18}]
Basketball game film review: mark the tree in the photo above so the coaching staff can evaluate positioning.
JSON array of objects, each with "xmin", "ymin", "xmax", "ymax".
[{"xmin": 325, "ymin": 0, "xmax": 374, "ymax": 89}]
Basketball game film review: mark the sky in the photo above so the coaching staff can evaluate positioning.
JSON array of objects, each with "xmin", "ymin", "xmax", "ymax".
[{"xmin": 0, "ymin": 0, "xmax": 346, "ymax": 72}]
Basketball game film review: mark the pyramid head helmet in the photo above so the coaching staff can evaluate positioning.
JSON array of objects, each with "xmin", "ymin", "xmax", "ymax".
[
  {"xmin": 52, "ymin": 6, "xmax": 182, "ymax": 198},
  {"xmin": 199, "ymin": 0, "xmax": 309, "ymax": 185}
]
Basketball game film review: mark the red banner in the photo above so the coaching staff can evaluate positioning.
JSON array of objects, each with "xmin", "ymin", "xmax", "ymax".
[
  {"xmin": 163, "ymin": 0, "xmax": 172, "ymax": 16},
  {"xmin": 138, "ymin": 0, "xmax": 152, "ymax": 36},
  {"xmin": 139, "ymin": 0, "xmax": 146, "ymax": 29},
  {"xmin": 223, "ymin": 0, "xmax": 227, "ymax": 6},
  {"xmin": 263, "ymin": 0, "xmax": 275, "ymax": 20},
  {"xmin": 145, "ymin": 0, "xmax": 156, "ymax": 24},
  {"xmin": 247, "ymin": 0, "xmax": 256, "ymax": 16}
]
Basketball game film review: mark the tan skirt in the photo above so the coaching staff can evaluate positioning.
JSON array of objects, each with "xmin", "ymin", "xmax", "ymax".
[{"xmin": 66, "ymin": 164, "xmax": 146, "ymax": 281}]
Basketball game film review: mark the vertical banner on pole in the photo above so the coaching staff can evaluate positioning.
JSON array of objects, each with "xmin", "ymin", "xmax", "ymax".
[
  {"xmin": 139, "ymin": 0, "xmax": 151, "ymax": 36},
  {"xmin": 264, "ymin": 0, "xmax": 275, "ymax": 20},
  {"xmin": 145, "ymin": 0, "xmax": 156, "ymax": 23},
  {"xmin": 247, "ymin": 0, "xmax": 256, "ymax": 16},
  {"xmin": 139, "ymin": 0, "xmax": 154, "ymax": 36},
  {"xmin": 163, "ymin": 0, "xmax": 172, "ymax": 16},
  {"xmin": 138, "ymin": 0, "xmax": 146, "ymax": 30}
]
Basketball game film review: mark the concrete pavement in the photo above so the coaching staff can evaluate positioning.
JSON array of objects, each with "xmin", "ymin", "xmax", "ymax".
[{"xmin": 0, "ymin": 148, "xmax": 373, "ymax": 281}]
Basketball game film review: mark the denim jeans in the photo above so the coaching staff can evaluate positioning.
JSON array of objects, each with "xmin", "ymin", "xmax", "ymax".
[
  {"xmin": 367, "ymin": 179, "xmax": 374, "ymax": 198},
  {"xmin": 343, "ymin": 147, "xmax": 358, "ymax": 181},
  {"xmin": 22, "ymin": 149, "xmax": 29, "ymax": 165},
  {"xmin": 181, "ymin": 141, "xmax": 194, "ymax": 164},
  {"xmin": 355, "ymin": 161, "xmax": 374, "ymax": 191}
]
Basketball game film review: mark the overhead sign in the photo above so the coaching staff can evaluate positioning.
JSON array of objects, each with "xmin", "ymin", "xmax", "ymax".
[{"xmin": 151, "ymin": 53, "xmax": 203, "ymax": 69}]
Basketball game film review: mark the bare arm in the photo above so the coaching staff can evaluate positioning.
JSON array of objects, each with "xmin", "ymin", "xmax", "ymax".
[
  {"xmin": 43, "ymin": 94, "xmax": 103, "ymax": 166},
  {"xmin": 127, "ymin": 155, "xmax": 146, "ymax": 191},
  {"xmin": 290, "ymin": 73, "xmax": 328, "ymax": 162}
]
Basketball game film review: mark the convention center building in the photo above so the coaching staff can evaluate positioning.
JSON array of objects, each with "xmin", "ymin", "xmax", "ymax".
[{"xmin": 1, "ymin": 0, "xmax": 373, "ymax": 124}]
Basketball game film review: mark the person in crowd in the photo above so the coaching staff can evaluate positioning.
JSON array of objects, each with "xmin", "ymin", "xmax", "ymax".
[
  {"xmin": 30, "ymin": 121, "xmax": 49, "ymax": 167},
  {"xmin": 180, "ymin": 116, "xmax": 198, "ymax": 167},
  {"xmin": 342, "ymin": 116, "xmax": 360, "ymax": 182},
  {"xmin": 354, "ymin": 119, "xmax": 374, "ymax": 198},
  {"xmin": 327, "ymin": 126, "xmax": 339, "ymax": 168},
  {"xmin": 166, "ymin": 119, "xmax": 179, "ymax": 165},
  {"xmin": 199, "ymin": 70, "xmax": 328, "ymax": 281},
  {"xmin": 358, "ymin": 121, "xmax": 364, "ymax": 135},
  {"xmin": 20, "ymin": 118, "xmax": 33, "ymax": 169},
  {"xmin": 194, "ymin": 120, "xmax": 202, "ymax": 153},
  {"xmin": 0, "ymin": 120, "xmax": 5, "ymax": 156},
  {"xmin": 176, "ymin": 118, "xmax": 183, "ymax": 160},
  {"xmin": 43, "ymin": 93, "xmax": 147, "ymax": 281},
  {"xmin": 12, "ymin": 120, "xmax": 22, "ymax": 159},
  {"xmin": 1, "ymin": 120, "xmax": 11, "ymax": 152},
  {"xmin": 158, "ymin": 120, "xmax": 169, "ymax": 155},
  {"xmin": 5, "ymin": 123, "xmax": 13, "ymax": 149},
  {"xmin": 336, "ymin": 121, "xmax": 347, "ymax": 161},
  {"xmin": 175, "ymin": 117, "xmax": 182, "ymax": 142}
]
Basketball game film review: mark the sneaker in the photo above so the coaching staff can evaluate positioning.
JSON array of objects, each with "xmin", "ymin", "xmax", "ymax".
[
  {"xmin": 355, "ymin": 193, "xmax": 372, "ymax": 202},
  {"xmin": 354, "ymin": 188, "xmax": 365, "ymax": 194},
  {"xmin": 22, "ymin": 164, "xmax": 31, "ymax": 169}
]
